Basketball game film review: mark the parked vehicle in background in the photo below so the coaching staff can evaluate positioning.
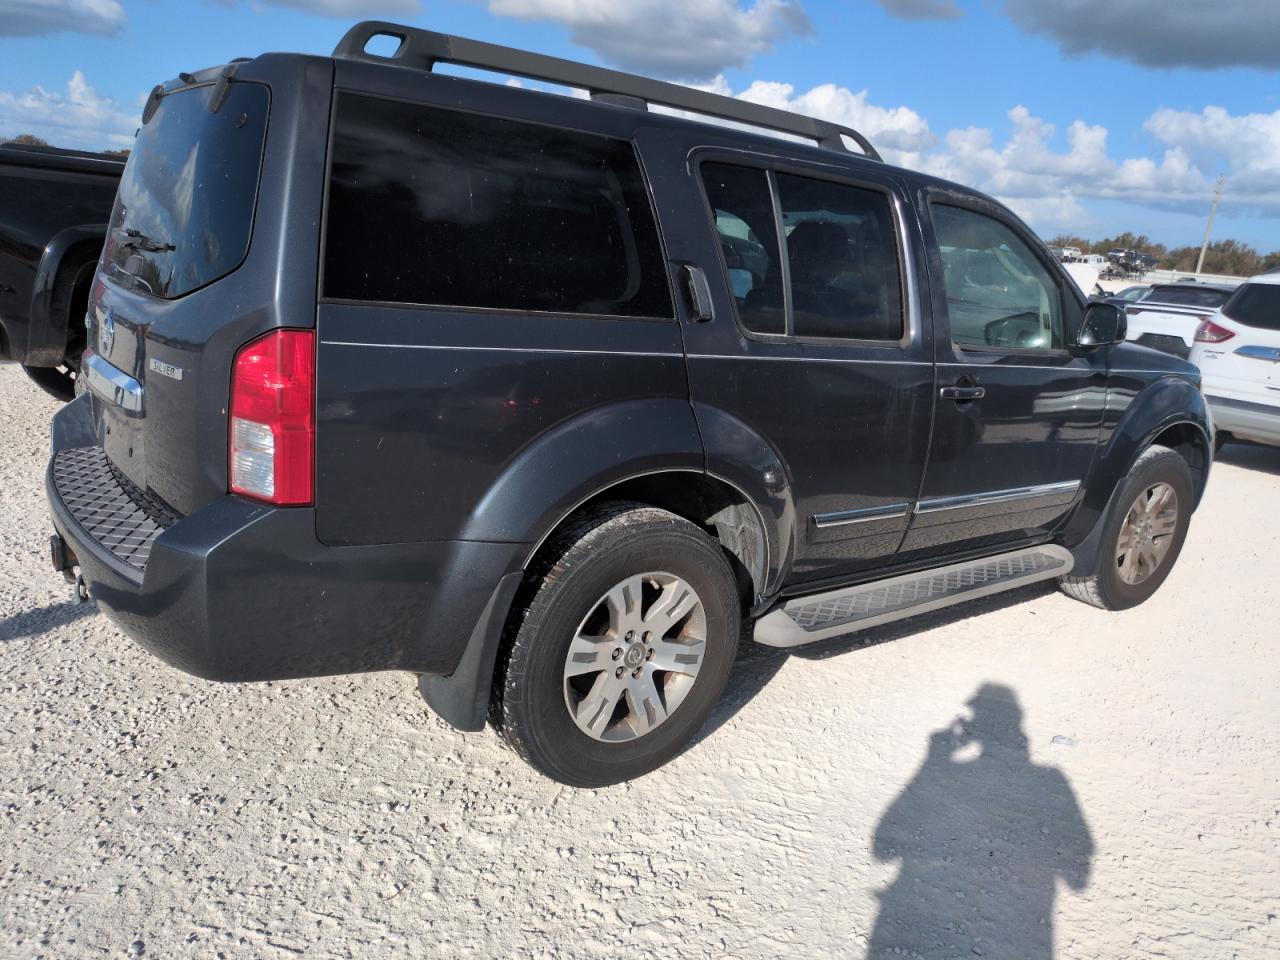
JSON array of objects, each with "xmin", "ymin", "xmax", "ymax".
[
  {"xmin": 46, "ymin": 22, "xmax": 1213, "ymax": 786},
  {"xmin": 1124, "ymin": 282, "xmax": 1237, "ymax": 358},
  {"xmin": 1190, "ymin": 273, "xmax": 1280, "ymax": 449},
  {"xmin": 1093, "ymin": 283, "xmax": 1151, "ymax": 310},
  {"xmin": 0, "ymin": 143, "xmax": 123, "ymax": 399}
]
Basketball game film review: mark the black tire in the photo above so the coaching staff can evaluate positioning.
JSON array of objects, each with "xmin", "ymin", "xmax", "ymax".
[
  {"xmin": 1059, "ymin": 445, "xmax": 1193, "ymax": 610},
  {"xmin": 491, "ymin": 502, "xmax": 741, "ymax": 787}
]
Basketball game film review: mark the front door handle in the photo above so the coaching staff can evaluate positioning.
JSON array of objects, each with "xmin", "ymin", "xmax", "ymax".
[{"xmin": 940, "ymin": 380, "xmax": 985, "ymax": 402}]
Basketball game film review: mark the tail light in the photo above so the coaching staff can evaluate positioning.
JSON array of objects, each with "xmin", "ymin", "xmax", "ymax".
[
  {"xmin": 229, "ymin": 329, "xmax": 315, "ymax": 505},
  {"xmin": 1194, "ymin": 319, "xmax": 1235, "ymax": 344}
]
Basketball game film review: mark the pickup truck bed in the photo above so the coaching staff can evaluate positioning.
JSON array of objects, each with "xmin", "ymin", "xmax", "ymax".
[{"xmin": 0, "ymin": 143, "xmax": 123, "ymax": 399}]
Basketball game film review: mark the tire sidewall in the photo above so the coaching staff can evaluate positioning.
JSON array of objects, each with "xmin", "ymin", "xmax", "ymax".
[{"xmin": 507, "ymin": 513, "xmax": 740, "ymax": 786}]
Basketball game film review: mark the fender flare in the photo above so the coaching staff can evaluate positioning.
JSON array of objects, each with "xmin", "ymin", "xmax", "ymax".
[
  {"xmin": 1063, "ymin": 375, "xmax": 1211, "ymax": 567},
  {"xmin": 421, "ymin": 398, "xmax": 794, "ymax": 731},
  {"xmin": 455, "ymin": 397, "xmax": 706, "ymax": 545},
  {"xmin": 26, "ymin": 224, "xmax": 106, "ymax": 367}
]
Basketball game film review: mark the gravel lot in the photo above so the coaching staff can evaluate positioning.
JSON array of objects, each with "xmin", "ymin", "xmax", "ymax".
[{"xmin": 1, "ymin": 362, "xmax": 1278, "ymax": 959}]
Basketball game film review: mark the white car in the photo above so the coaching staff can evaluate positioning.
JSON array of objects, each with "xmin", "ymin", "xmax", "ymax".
[
  {"xmin": 1189, "ymin": 273, "xmax": 1280, "ymax": 449},
  {"xmin": 1125, "ymin": 282, "xmax": 1237, "ymax": 358}
]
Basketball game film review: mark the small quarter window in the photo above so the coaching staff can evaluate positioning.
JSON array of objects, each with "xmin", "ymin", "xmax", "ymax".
[
  {"xmin": 700, "ymin": 163, "xmax": 785, "ymax": 335},
  {"xmin": 932, "ymin": 203, "xmax": 1064, "ymax": 351},
  {"xmin": 776, "ymin": 173, "xmax": 903, "ymax": 341},
  {"xmin": 323, "ymin": 94, "xmax": 672, "ymax": 318}
]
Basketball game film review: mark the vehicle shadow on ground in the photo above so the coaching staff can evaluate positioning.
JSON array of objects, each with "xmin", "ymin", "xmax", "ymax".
[
  {"xmin": 0, "ymin": 599, "xmax": 96, "ymax": 644},
  {"xmin": 1216, "ymin": 441, "xmax": 1280, "ymax": 477},
  {"xmin": 864, "ymin": 682, "xmax": 1094, "ymax": 958},
  {"xmin": 700, "ymin": 581, "xmax": 1057, "ymax": 742}
]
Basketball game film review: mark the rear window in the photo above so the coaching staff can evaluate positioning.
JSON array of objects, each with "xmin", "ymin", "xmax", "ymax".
[
  {"xmin": 322, "ymin": 94, "xmax": 672, "ymax": 318},
  {"xmin": 1143, "ymin": 285, "xmax": 1231, "ymax": 308},
  {"xmin": 1222, "ymin": 283, "xmax": 1280, "ymax": 331},
  {"xmin": 104, "ymin": 81, "xmax": 269, "ymax": 299}
]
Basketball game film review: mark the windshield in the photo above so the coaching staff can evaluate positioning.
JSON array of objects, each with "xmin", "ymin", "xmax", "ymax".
[
  {"xmin": 1223, "ymin": 283, "xmax": 1280, "ymax": 331},
  {"xmin": 1143, "ymin": 285, "xmax": 1231, "ymax": 308},
  {"xmin": 104, "ymin": 81, "xmax": 269, "ymax": 299}
]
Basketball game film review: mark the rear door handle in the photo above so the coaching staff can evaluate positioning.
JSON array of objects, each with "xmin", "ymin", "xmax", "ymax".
[
  {"xmin": 940, "ymin": 382, "xmax": 985, "ymax": 401},
  {"xmin": 681, "ymin": 264, "xmax": 714, "ymax": 322}
]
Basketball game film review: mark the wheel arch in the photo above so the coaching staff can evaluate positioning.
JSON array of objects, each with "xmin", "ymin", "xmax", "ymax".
[{"xmin": 1061, "ymin": 374, "xmax": 1211, "ymax": 569}]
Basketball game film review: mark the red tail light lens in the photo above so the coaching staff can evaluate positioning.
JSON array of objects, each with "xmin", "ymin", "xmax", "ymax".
[
  {"xmin": 1194, "ymin": 319, "xmax": 1235, "ymax": 344},
  {"xmin": 229, "ymin": 329, "xmax": 315, "ymax": 505}
]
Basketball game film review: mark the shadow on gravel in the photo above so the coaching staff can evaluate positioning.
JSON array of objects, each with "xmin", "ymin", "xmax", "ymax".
[
  {"xmin": 1215, "ymin": 441, "xmax": 1280, "ymax": 477},
  {"xmin": 700, "ymin": 581, "xmax": 1057, "ymax": 744},
  {"xmin": 0, "ymin": 599, "xmax": 96, "ymax": 644},
  {"xmin": 866, "ymin": 683, "xmax": 1094, "ymax": 959}
]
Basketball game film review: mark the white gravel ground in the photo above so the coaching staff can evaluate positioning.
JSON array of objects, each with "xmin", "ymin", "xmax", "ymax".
[{"xmin": 1, "ymin": 362, "xmax": 1278, "ymax": 959}]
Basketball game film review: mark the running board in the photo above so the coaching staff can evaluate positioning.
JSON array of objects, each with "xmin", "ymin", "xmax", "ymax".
[{"xmin": 753, "ymin": 545, "xmax": 1073, "ymax": 648}]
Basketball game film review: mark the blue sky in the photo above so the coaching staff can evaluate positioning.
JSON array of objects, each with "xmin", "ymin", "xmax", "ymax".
[{"xmin": 1, "ymin": 0, "xmax": 1277, "ymax": 251}]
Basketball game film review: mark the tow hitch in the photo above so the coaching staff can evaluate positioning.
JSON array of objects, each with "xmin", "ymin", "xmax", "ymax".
[{"xmin": 50, "ymin": 533, "xmax": 88, "ymax": 601}]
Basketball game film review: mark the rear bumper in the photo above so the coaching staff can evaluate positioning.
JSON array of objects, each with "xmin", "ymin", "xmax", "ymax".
[
  {"xmin": 1205, "ymin": 393, "xmax": 1280, "ymax": 446},
  {"xmin": 47, "ymin": 395, "xmax": 525, "ymax": 683}
]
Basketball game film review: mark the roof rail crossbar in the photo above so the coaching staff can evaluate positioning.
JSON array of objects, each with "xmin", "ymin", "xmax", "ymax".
[{"xmin": 332, "ymin": 21, "xmax": 881, "ymax": 162}]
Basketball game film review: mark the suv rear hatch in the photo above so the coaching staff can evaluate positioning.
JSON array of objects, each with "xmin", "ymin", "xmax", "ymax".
[{"xmin": 81, "ymin": 56, "xmax": 331, "ymax": 520}]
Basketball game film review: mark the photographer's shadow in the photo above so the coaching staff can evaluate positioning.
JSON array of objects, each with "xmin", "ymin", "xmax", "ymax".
[{"xmin": 868, "ymin": 683, "xmax": 1093, "ymax": 960}]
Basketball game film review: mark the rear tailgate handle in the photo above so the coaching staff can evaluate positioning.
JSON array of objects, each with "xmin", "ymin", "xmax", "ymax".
[
  {"xmin": 681, "ymin": 264, "xmax": 714, "ymax": 322},
  {"xmin": 940, "ymin": 380, "xmax": 985, "ymax": 402}
]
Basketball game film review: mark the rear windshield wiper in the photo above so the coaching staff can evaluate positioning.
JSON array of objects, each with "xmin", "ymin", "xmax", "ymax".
[{"xmin": 120, "ymin": 227, "xmax": 176, "ymax": 253}]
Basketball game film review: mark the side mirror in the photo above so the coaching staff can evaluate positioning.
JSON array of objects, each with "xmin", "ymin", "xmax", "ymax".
[{"xmin": 1076, "ymin": 301, "xmax": 1127, "ymax": 348}]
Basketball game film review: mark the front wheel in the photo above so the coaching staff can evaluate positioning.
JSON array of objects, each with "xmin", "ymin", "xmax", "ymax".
[
  {"xmin": 1059, "ymin": 445, "xmax": 1193, "ymax": 610},
  {"xmin": 491, "ymin": 503, "xmax": 741, "ymax": 787}
]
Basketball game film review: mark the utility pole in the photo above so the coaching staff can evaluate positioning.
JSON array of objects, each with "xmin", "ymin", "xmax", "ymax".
[{"xmin": 1195, "ymin": 174, "xmax": 1224, "ymax": 275}]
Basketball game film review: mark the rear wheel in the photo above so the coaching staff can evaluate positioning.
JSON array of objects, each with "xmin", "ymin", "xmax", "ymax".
[
  {"xmin": 1059, "ymin": 445, "xmax": 1192, "ymax": 610},
  {"xmin": 492, "ymin": 503, "xmax": 741, "ymax": 787}
]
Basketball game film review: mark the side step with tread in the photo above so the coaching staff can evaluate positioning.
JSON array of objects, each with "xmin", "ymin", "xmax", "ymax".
[{"xmin": 753, "ymin": 545, "xmax": 1073, "ymax": 648}]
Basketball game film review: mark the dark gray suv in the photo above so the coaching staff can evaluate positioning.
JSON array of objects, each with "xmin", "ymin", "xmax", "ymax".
[{"xmin": 47, "ymin": 22, "xmax": 1211, "ymax": 785}]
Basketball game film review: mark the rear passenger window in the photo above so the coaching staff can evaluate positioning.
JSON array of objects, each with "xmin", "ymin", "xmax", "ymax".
[
  {"xmin": 700, "ymin": 162, "xmax": 903, "ymax": 341},
  {"xmin": 323, "ymin": 94, "xmax": 672, "ymax": 318},
  {"xmin": 776, "ymin": 173, "xmax": 903, "ymax": 341},
  {"xmin": 700, "ymin": 163, "xmax": 784, "ymax": 335}
]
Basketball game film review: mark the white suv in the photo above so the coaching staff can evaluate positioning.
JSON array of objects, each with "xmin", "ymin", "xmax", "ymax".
[{"xmin": 1190, "ymin": 273, "xmax": 1280, "ymax": 449}]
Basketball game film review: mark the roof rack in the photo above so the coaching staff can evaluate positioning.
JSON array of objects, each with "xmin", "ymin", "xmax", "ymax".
[{"xmin": 332, "ymin": 21, "xmax": 881, "ymax": 162}]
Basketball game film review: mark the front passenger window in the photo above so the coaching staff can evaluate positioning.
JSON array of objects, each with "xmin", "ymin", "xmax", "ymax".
[{"xmin": 932, "ymin": 204, "xmax": 1064, "ymax": 351}]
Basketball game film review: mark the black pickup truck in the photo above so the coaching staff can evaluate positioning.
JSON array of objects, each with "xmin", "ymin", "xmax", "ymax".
[
  {"xmin": 0, "ymin": 143, "xmax": 123, "ymax": 399},
  {"xmin": 46, "ymin": 23, "xmax": 1212, "ymax": 786}
]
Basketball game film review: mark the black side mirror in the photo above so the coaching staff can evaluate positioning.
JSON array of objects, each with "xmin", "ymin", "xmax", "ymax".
[{"xmin": 1076, "ymin": 301, "xmax": 1127, "ymax": 348}]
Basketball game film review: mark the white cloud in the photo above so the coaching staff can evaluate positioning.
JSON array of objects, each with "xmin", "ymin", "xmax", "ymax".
[
  {"xmin": 0, "ymin": 71, "xmax": 138, "ymax": 151},
  {"xmin": 486, "ymin": 0, "xmax": 811, "ymax": 80},
  {"xmin": 696, "ymin": 78, "xmax": 1280, "ymax": 234},
  {"xmin": 0, "ymin": 0, "xmax": 126, "ymax": 37},
  {"xmin": 1001, "ymin": 0, "xmax": 1280, "ymax": 71},
  {"xmin": 723, "ymin": 77, "xmax": 935, "ymax": 162}
]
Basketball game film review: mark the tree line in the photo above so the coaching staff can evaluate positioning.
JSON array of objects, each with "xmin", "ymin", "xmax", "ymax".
[
  {"xmin": 1047, "ymin": 231, "xmax": 1280, "ymax": 277},
  {"xmin": 1, "ymin": 133, "xmax": 130, "ymax": 158}
]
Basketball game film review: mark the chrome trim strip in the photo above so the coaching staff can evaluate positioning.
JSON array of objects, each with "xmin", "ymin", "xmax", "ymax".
[
  {"xmin": 83, "ymin": 351, "xmax": 143, "ymax": 415},
  {"xmin": 320, "ymin": 341, "xmax": 679, "ymax": 359},
  {"xmin": 1234, "ymin": 345, "xmax": 1280, "ymax": 363},
  {"xmin": 914, "ymin": 480, "xmax": 1080, "ymax": 515},
  {"xmin": 813, "ymin": 503, "xmax": 909, "ymax": 529},
  {"xmin": 688, "ymin": 353, "xmax": 928, "ymax": 367},
  {"xmin": 320, "ymin": 341, "xmax": 933, "ymax": 367}
]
